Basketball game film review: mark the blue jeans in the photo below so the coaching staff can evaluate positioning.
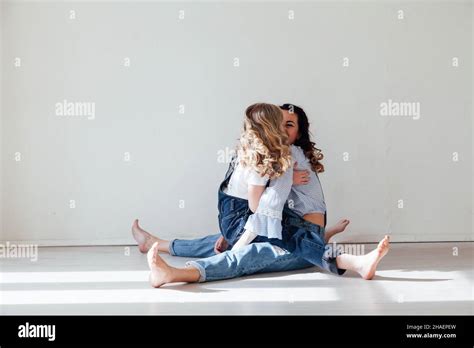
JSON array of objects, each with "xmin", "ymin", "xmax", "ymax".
[
  {"xmin": 217, "ymin": 188, "xmax": 345, "ymax": 275},
  {"xmin": 216, "ymin": 156, "xmax": 345, "ymax": 275},
  {"xmin": 169, "ymin": 233, "xmax": 222, "ymax": 258},
  {"xmin": 169, "ymin": 233, "xmax": 314, "ymax": 282}
]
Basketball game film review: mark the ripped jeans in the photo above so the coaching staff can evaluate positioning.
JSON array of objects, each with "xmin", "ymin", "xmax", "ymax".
[{"xmin": 169, "ymin": 233, "xmax": 314, "ymax": 282}]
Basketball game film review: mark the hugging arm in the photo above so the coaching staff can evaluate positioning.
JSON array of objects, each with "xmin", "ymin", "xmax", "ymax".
[
  {"xmin": 247, "ymin": 184, "xmax": 266, "ymax": 213},
  {"xmin": 232, "ymin": 161, "xmax": 294, "ymax": 250}
]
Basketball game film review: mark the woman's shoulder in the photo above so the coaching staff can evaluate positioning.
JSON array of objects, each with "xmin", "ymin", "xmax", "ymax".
[
  {"xmin": 290, "ymin": 145, "xmax": 307, "ymax": 162},
  {"xmin": 246, "ymin": 167, "xmax": 269, "ymax": 186},
  {"xmin": 290, "ymin": 144, "xmax": 303, "ymax": 154},
  {"xmin": 234, "ymin": 163, "xmax": 269, "ymax": 185}
]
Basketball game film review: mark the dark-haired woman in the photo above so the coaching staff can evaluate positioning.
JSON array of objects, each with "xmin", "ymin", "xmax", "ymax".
[{"xmin": 132, "ymin": 104, "xmax": 390, "ymax": 286}]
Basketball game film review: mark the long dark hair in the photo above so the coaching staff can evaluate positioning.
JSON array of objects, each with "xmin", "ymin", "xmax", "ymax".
[{"xmin": 280, "ymin": 103, "xmax": 325, "ymax": 173}]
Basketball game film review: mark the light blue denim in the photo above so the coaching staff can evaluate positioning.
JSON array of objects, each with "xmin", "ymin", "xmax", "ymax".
[
  {"xmin": 170, "ymin": 233, "xmax": 314, "ymax": 282},
  {"xmin": 169, "ymin": 233, "xmax": 222, "ymax": 258}
]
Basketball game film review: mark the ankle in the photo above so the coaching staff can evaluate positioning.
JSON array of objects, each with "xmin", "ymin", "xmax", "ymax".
[{"xmin": 159, "ymin": 241, "xmax": 170, "ymax": 253}]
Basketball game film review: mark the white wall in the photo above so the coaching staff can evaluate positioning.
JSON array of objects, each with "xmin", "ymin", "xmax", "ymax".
[
  {"xmin": 0, "ymin": 2, "xmax": 3, "ymax": 247},
  {"xmin": 1, "ymin": 0, "xmax": 472, "ymax": 245},
  {"xmin": 471, "ymin": 0, "xmax": 474, "ymax": 244}
]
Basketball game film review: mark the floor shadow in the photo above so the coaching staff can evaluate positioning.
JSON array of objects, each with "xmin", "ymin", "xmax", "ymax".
[{"xmin": 370, "ymin": 275, "xmax": 452, "ymax": 282}]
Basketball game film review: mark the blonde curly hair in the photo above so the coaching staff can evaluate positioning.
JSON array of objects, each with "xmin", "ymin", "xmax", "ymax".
[{"xmin": 237, "ymin": 103, "xmax": 292, "ymax": 179}]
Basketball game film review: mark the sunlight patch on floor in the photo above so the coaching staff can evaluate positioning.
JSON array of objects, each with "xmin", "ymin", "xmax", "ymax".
[{"xmin": 0, "ymin": 287, "xmax": 340, "ymax": 305}]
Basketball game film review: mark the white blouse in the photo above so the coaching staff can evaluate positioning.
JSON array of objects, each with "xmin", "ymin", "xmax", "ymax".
[
  {"xmin": 224, "ymin": 162, "xmax": 269, "ymax": 199},
  {"xmin": 224, "ymin": 145, "xmax": 326, "ymax": 240}
]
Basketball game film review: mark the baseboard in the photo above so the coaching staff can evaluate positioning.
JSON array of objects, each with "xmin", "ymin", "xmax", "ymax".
[
  {"xmin": 0, "ymin": 234, "xmax": 472, "ymax": 247},
  {"xmin": 331, "ymin": 234, "xmax": 473, "ymax": 243},
  {"xmin": 0, "ymin": 239, "xmax": 135, "ymax": 247}
]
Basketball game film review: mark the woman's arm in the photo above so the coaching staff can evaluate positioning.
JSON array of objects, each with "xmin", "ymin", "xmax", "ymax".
[
  {"xmin": 243, "ymin": 161, "xmax": 294, "ymax": 240},
  {"xmin": 249, "ymin": 163, "xmax": 308, "ymax": 213},
  {"xmin": 248, "ymin": 184, "xmax": 266, "ymax": 213},
  {"xmin": 230, "ymin": 183, "xmax": 267, "ymax": 251},
  {"xmin": 293, "ymin": 161, "xmax": 310, "ymax": 185},
  {"xmin": 232, "ymin": 167, "xmax": 294, "ymax": 250}
]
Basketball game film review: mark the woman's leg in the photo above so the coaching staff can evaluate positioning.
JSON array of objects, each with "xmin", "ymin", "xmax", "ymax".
[
  {"xmin": 147, "ymin": 236, "xmax": 390, "ymax": 287},
  {"xmin": 132, "ymin": 219, "xmax": 169, "ymax": 253},
  {"xmin": 229, "ymin": 218, "xmax": 351, "ymax": 251},
  {"xmin": 335, "ymin": 235, "xmax": 390, "ymax": 280},
  {"xmin": 285, "ymin": 217, "xmax": 391, "ymax": 279},
  {"xmin": 147, "ymin": 241, "xmax": 313, "ymax": 287},
  {"xmin": 323, "ymin": 219, "xmax": 350, "ymax": 243},
  {"xmin": 131, "ymin": 219, "xmax": 222, "ymax": 258},
  {"xmin": 169, "ymin": 234, "xmax": 222, "ymax": 258},
  {"xmin": 147, "ymin": 244, "xmax": 201, "ymax": 285}
]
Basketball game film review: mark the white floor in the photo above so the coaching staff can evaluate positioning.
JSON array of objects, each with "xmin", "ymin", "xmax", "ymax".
[{"xmin": 1, "ymin": 242, "xmax": 473, "ymax": 315}]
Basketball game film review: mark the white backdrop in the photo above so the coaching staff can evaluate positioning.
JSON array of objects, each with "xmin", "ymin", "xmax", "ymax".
[{"xmin": 1, "ymin": 0, "xmax": 472, "ymax": 245}]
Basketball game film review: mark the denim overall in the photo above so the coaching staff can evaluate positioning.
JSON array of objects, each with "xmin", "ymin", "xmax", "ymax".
[
  {"xmin": 217, "ymin": 155, "xmax": 254, "ymax": 247},
  {"xmin": 217, "ymin": 156, "xmax": 345, "ymax": 275}
]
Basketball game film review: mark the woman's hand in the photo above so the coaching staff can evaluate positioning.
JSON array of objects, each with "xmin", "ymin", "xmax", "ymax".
[
  {"xmin": 293, "ymin": 161, "xmax": 310, "ymax": 185},
  {"xmin": 214, "ymin": 235, "xmax": 229, "ymax": 254}
]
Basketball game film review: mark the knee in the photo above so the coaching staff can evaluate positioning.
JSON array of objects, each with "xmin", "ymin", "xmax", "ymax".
[
  {"xmin": 244, "ymin": 242, "xmax": 285, "ymax": 259},
  {"xmin": 222, "ymin": 243, "xmax": 262, "ymax": 266}
]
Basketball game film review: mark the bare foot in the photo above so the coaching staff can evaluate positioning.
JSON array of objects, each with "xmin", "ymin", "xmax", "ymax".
[
  {"xmin": 325, "ymin": 218, "xmax": 350, "ymax": 243},
  {"xmin": 357, "ymin": 235, "xmax": 390, "ymax": 280},
  {"xmin": 131, "ymin": 219, "xmax": 160, "ymax": 253},
  {"xmin": 147, "ymin": 242, "xmax": 174, "ymax": 288}
]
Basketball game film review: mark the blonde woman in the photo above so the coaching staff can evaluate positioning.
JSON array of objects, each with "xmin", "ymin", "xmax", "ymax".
[
  {"xmin": 221, "ymin": 102, "xmax": 293, "ymax": 247},
  {"xmin": 133, "ymin": 103, "xmax": 389, "ymax": 286}
]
